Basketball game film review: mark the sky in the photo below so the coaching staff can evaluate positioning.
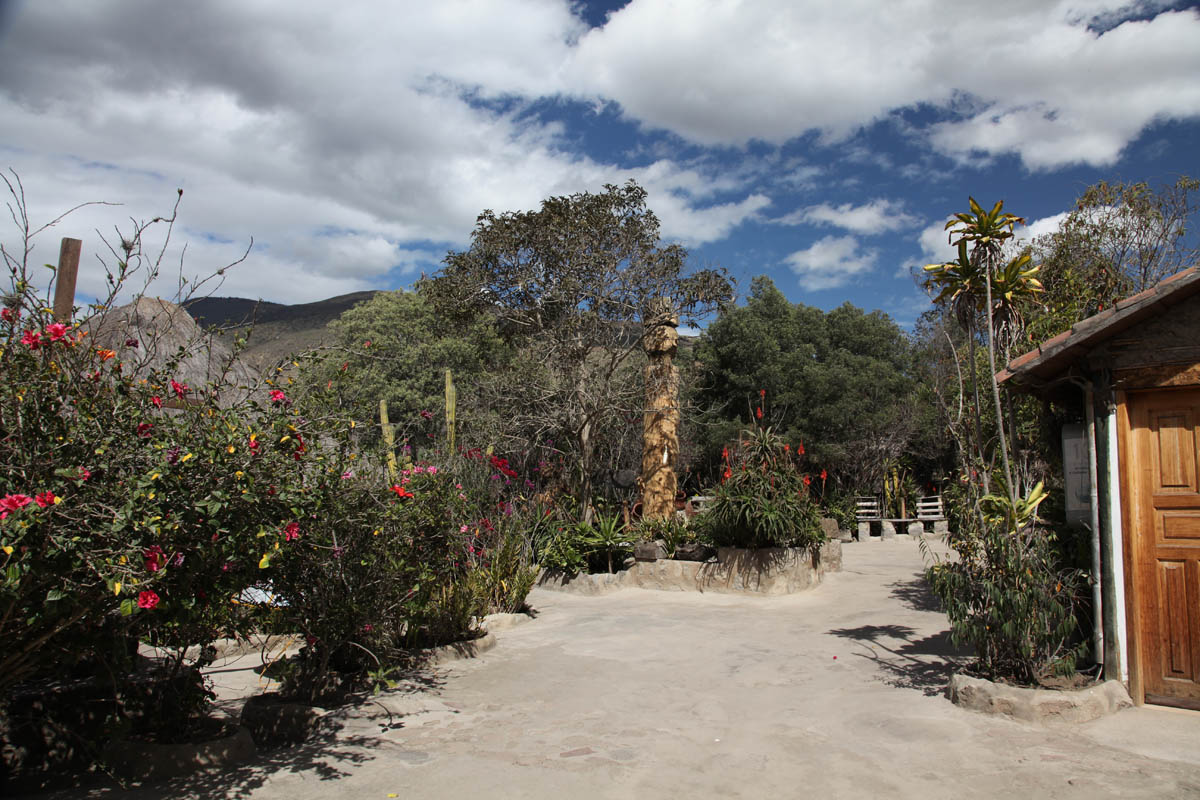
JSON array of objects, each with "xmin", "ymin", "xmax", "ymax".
[{"xmin": 1, "ymin": 0, "xmax": 1198, "ymax": 330}]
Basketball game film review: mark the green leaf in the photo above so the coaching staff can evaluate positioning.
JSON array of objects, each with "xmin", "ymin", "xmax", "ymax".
[
  {"xmin": 45, "ymin": 589, "xmax": 66, "ymax": 602},
  {"xmin": 120, "ymin": 598, "xmax": 136, "ymax": 616}
]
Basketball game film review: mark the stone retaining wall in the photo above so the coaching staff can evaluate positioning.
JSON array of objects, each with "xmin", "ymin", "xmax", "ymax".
[
  {"xmin": 948, "ymin": 674, "xmax": 1133, "ymax": 724},
  {"xmin": 538, "ymin": 540, "xmax": 841, "ymax": 596}
]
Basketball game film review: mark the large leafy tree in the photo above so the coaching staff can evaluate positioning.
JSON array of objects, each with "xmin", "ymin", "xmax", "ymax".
[
  {"xmin": 1026, "ymin": 176, "xmax": 1199, "ymax": 343},
  {"xmin": 422, "ymin": 181, "xmax": 732, "ymax": 517},
  {"xmin": 303, "ymin": 290, "xmax": 509, "ymax": 449},
  {"xmin": 693, "ymin": 276, "xmax": 923, "ymax": 493}
]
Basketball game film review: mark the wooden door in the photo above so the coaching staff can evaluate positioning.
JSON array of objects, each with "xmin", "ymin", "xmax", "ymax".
[{"xmin": 1127, "ymin": 388, "xmax": 1200, "ymax": 709}]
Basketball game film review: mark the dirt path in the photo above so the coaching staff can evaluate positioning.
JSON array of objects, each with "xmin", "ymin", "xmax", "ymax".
[{"xmin": 65, "ymin": 540, "xmax": 1200, "ymax": 799}]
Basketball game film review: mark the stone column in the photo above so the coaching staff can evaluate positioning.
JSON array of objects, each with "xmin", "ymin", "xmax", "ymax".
[{"xmin": 640, "ymin": 299, "xmax": 680, "ymax": 522}]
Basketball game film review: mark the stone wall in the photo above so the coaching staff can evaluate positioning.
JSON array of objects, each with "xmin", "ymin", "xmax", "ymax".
[{"xmin": 537, "ymin": 540, "xmax": 842, "ymax": 596}]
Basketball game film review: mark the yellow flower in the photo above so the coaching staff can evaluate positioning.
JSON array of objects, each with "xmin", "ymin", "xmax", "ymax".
[
  {"xmin": 180, "ymin": 453, "xmax": 194, "ymax": 463},
  {"xmin": 373, "ymin": 529, "xmax": 381, "ymax": 536},
  {"xmin": 2, "ymin": 545, "xmax": 13, "ymax": 555},
  {"xmin": 349, "ymin": 420, "xmax": 356, "ymax": 429},
  {"xmin": 147, "ymin": 492, "xmax": 155, "ymax": 500},
  {"xmin": 119, "ymin": 555, "xmax": 127, "ymax": 565},
  {"xmin": 279, "ymin": 435, "xmax": 290, "ymax": 444},
  {"xmin": 227, "ymin": 445, "xmax": 236, "ymax": 454},
  {"xmin": 150, "ymin": 472, "xmax": 161, "ymax": 481},
  {"xmin": 235, "ymin": 470, "xmax": 245, "ymax": 479},
  {"xmin": 53, "ymin": 496, "xmax": 63, "ymax": 505}
]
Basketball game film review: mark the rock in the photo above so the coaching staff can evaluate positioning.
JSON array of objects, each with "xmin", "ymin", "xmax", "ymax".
[
  {"xmin": 819, "ymin": 517, "xmax": 840, "ymax": 539},
  {"xmin": 481, "ymin": 613, "xmax": 531, "ymax": 633},
  {"xmin": 241, "ymin": 695, "xmax": 330, "ymax": 746},
  {"xmin": 934, "ymin": 520, "xmax": 950, "ymax": 535},
  {"xmin": 857, "ymin": 521, "xmax": 872, "ymax": 541},
  {"xmin": 819, "ymin": 539, "xmax": 843, "ymax": 572},
  {"xmin": 947, "ymin": 674, "xmax": 1133, "ymax": 724},
  {"xmin": 673, "ymin": 542, "xmax": 715, "ymax": 562},
  {"xmin": 633, "ymin": 541, "xmax": 668, "ymax": 561},
  {"xmin": 880, "ymin": 520, "xmax": 897, "ymax": 539},
  {"xmin": 907, "ymin": 521, "xmax": 924, "ymax": 537}
]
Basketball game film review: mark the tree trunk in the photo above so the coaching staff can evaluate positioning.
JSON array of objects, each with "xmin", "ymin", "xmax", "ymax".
[{"xmin": 983, "ymin": 266, "xmax": 1017, "ymax": 509}]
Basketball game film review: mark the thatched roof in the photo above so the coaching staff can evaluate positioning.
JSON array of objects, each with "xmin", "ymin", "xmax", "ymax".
[{"xmin": 84, "ymin": 297, "xmax": 262, "ymax": 403}]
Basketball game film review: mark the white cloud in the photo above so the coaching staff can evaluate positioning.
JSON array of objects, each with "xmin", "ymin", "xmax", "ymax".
[
  {"xmin": 569, "ymin": 1, "xmax": 1200, "ymax": 169},
  {"xmin": 785, "ymin": 235, "xmax": 879, "ymax": 291},
  {"xmin": 774, "ymin": 199, "xmax": 918, "ymax": 235}
]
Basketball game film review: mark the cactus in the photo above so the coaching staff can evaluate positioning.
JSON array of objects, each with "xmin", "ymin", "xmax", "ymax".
[
  {"xmin": 445, "ymin": 368, "xmax": 457, "ymax": 453},
  {"xmin": 379, "ymin": 398, "xmax": 398, "ymax": 481}
]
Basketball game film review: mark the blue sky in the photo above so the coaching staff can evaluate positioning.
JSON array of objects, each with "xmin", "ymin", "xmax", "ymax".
[{"xmin": 1, "ymin": 0, "xmax": 1198, "ymax": 329}]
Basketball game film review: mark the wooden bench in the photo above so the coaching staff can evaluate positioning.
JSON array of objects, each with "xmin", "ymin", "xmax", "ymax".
[{"xmin": 916, "ymin": 494, "xmax": 945, "ymax": 521}]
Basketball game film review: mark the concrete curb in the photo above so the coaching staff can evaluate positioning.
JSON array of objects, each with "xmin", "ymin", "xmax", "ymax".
[
  {"xmin": 103, "ymin": 724, "xmax": 256, "ymax": 781},
  {"xmin": 948, "ymin": 674, "xmax": 1133, "ymax": 724}
]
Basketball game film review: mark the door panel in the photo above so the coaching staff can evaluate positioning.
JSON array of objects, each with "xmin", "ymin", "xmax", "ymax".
[{"xmin": 1129, "ymin": 389, "xmax": 1200, "ymax": 709}]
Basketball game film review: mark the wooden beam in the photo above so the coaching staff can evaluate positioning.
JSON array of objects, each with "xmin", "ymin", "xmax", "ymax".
[{"xmin": 53, "ymin": 237, "xmax": 82, "ymax": 322}]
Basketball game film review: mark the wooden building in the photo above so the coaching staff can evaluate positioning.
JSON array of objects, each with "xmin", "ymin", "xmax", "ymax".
[{"xmin": 998, "ymin": 266, "xmax": 1200, "ymax": 710}]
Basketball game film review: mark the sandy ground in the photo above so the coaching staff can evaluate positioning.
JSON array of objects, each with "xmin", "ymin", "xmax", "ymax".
[{"xmin": 53, "ymin": 538, "xmax": 1200, "ymax": 799}]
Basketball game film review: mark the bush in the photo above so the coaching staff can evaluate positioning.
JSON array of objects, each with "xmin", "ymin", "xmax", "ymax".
[
  {"xmin": 925, "ymin": 479, "xmax": 1088, "ymax": 684},
  {"xmin": 702, "ymin": 426, "xmax": 825, "ymax": 550}
]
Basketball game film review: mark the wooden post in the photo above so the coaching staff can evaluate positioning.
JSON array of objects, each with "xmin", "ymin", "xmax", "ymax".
[
  {"xmin": 53, "ymin": 237, "xmax": 82, "ymax": 322},
  {"xmin": 640, "ymin": 298, "xmax": 680, "ymax": 521},
  {"xmin": 445, "ymin": 368, "xmax": 457, "ymax": 454}
]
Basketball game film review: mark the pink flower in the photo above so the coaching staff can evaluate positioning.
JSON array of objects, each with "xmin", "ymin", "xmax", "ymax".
[
  {"xmin": 144, "ymin": 545, "xmax": 165, "ymax": 572},
  {"xmin": 170, "ymin": 379, "xmax": 188, "ymax": 398},
  {"xmin": 460, "ymin": 525, "xmax": 469, "ymax": 533},
  {"xmin": 136, "ymin": 422, "xmax": 154, "ymax": 438},
  {"xmin": 1, "ymin": 307, "xmax": 17, "ymax": 323},
  {"xmin": 362, "ymin": 624, "xmax": 373, "ymax": 633},
  {"xmin": 20, "ymin": 330, "xmax": 41, "ymax": 349},
  {"xmin": 0, "ymin": 494, "xmax": 33, "ymax": 512},
  {"xmin": 45, "ymin": 322, "xmax": 68, "ymax": 341},
  {"xmin": 137, "ymin": 590, "xmax": 160, "ymax": 610},
  {"xmin": 269, "ymin": 389, "xmax": 288, "ymax": 404},
  {"xmin": 283, "ymin": 522, "xmax": 300, "ymax": 542},
  {"xmin": 341, "ymin": 470, "xmax": 354, "ymax": 479},
  {"xmin": 34, "ymin": 491, "xmax": 56, "ymax": 508},
  {"xmin": 77, "ymin": 467, "xmax": 91, "ymax": 482},
  {"xmin": 419, "ymin": 409, "xmax": 433, "ymax": 420},
  {"xmin": 150, "ymin": 396, "xmax": 163, "ymax": 409},
  {"xmin": 426, "ymin": 466, "xmax": 438, "ymax": 475}
]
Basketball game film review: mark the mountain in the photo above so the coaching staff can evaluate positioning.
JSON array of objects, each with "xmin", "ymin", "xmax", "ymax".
[{"xmin": 183, "ymin": 290, "xmax": 381, "ymax": 371}]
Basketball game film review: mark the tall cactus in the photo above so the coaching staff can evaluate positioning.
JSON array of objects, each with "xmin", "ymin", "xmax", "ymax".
[
  {"xmin": 379, "ymin": 398, "xmax": 398, "ymax": 481},
  {"xmin": 445, "ymin": 368, "xmax": 457, "ymax": 454}
]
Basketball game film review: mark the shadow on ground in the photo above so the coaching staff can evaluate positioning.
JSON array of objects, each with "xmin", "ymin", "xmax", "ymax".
[
  {"xmin": 887, "ymin": 575, "xmax": 944, "ymax": 613},
  {"xmin": 47, "ymin": 667, "xmax": 449, "ymax": 800},
  {"xmin": 828, "ymin": 622, "xmax": 971, "ymax": 697}
]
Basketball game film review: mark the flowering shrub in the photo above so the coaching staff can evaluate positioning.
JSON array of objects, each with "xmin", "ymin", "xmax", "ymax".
[{"xmin": 698, "ymin": 426, "xmax": 824, "ymax": 550}]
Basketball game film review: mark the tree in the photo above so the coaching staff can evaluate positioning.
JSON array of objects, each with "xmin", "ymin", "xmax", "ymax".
[
  {"xmin": 303, "ymin": 290, "xmax": 509, "ymax": 451},
  {"xmin": 693, "ymin": 276, "xmax": 921, "ymax": 494},
  {"xmin": 422, "ymin": 181, "xmax": 732, "ymax": 518},
  {"xmin": 1026, "ymin": 176, "xmax": 1199, "ymax": 343}
]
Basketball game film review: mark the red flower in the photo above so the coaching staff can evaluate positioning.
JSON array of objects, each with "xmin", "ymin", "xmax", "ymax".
[
  {"xmin": 269, "ymin": 389, "xmax": 288, "ymax": 404},
  {"xmin": 803, "ymin": 475, "xmax": 812, "ymax": 486},
  {"xmin": 248, "ymin": 436, "xmax": 260, "ymax": 454},
  {"xmin": 170, "ymin": 379, "xmax": 188, "ymax": 398},
  {"xmin": 136, "ymin": 422, "xmax": 154, "ymax": 438},
  {"xmin": 20, "ymin": 330, "xmax": 40, "ymax": 349},
  {"xmin": 419, "ymin": 409, "xmax": 433, "ymax": 420},
  {"xmin": 721, "ymin": 445, "xmax": 729, "ymax": 463},
  {"xmin": 390, "ymin": 485, "xmax": 414, "ymax": 499},
  {"xmin": 150, "ymin": 395, "xmax": 163, "ymax": 409},
  {"xmin": 759, "ymin": 388, "xmax": 766, "ymax": 398},
  {"xmin": 797, "ymin": 442, "xmax": 805, "ymax": 456},
  {"xmin": 755, "ymin": 407, "xmax": 763, "ymax": 420},
  {"xmin": 784, "ymin": 444, "xmax": 790, "ymax": 453},
  {"xmin": 0, "ymin": 307, "xmax": 16, "ymax": 322},
  {"xmin": 283, "ymin": 522, "xmax": 300, "ymax": 542},
  {"xmin": 34, "ymin": 491, "xmax": 56, "ymax": 508},
  {"xmin": 820, "ymin": 469, "xmax": 828, "ymax": 481},
  {"xmin": 45, "ymin": 322, "xmax": 68, "ymax": 341},
  {"xmin": 77, "ymin": 467, "xmax": 91, "ymax": 482},
  {"xmin": 722, "ymin": 466, "xmax": 733, "ymax": 482},
  {"xmin": 144, "ymin": 545, "xmax": 165, "ymax": 572},
  {"xmin": 137, "ymin": 590, "xmax": 160, "ymax": 610},
  {"xmin": 1, "ymin": 494, "xmax": 33, "ymax": 512}
]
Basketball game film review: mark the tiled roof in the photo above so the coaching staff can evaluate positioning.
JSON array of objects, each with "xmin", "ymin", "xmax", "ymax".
[{"xmin": 996, "ymin": 266, "xmax": 1200, "ymax": 390}]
